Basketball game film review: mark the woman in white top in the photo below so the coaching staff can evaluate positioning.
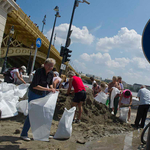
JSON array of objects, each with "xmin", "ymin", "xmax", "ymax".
[
  {"xmin": 119, "ymin": 89, "xmax": 132, "ymax": 122},
  {"xmin": 10, "ymin": 66, "xmax": 26, "ymax": 84},
  {"xmin": 53, "ymin": 71, "xmax": 62, "ymax": 89}
]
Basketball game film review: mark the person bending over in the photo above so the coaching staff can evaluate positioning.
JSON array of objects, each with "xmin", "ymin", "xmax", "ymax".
[
  {"xmin": 10, "ymin": 66, "xmax": 26, "ymax": 84},
  {"xmin": 66, "ymin": 71, "xmax": 86, "ymax": 123},
  {"xmin": 20, "ymin": 58, "xmax": 57, "ymax": 141},
  {"xmin": 119, "ymin": 89, "xmax": 132, "ymax": 122},
  {"xmin": 53, "ymin": 71, "xmax": 62, "ymax": 89},
  {"xmin": 92, "ymin": 83, "xmax": 101, "ymax": 97}
]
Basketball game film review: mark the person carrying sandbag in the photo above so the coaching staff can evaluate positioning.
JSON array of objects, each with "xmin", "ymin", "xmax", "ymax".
[
  {"xmin": 20, "ymin": 58, "xmax": 57, "ymax": 141},
  {"xmin": 66, "ymin": 71, "xmax": 86, "ymax": 124},
  {"xmin": 119, "ymin": 89, "xmax": 132, "ymax": 122}
]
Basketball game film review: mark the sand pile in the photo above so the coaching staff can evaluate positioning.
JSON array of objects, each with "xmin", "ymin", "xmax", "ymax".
[{"xmin": 53, "ymin": 87, "xmax": 133, "ymax": 142}]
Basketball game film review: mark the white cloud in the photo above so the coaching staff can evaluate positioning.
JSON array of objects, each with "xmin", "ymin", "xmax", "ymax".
[
  {"xmin": 123, "ymin": 71, "xmax": 142, "ymax": 81},
  {"xmin": 90, "ymin": 25, "xmax": 102, "ymax": 33},
  {"xmin": 73, "ymin": 59, "xmax": 87, "ymax": 70},
  {"xmin": 45, "ymin": 23, "xmax": 94, "ymax": 46},
  {"xmin": 96, "ymin": 27, "xmax": 142, "ymax": 53},
  {"xmin": 106, "ymin": 70, "xmax": 114, "ymax": 75},
  {"xmin": 131, "ymin": 57, "xmax": 150, "ymax": 70},
  {"xmin": 80, "ymin": 52, "xmax": 130, "ymax": 68}
]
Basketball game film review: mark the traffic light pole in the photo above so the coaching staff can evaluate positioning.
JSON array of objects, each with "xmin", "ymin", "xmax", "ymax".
[{"xmin": 59, "ymin": 0, "xmax": 77, "ymax": 76}]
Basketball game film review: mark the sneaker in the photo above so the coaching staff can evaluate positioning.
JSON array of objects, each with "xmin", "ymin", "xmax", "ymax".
[
  {"xmin": 49, "ymin": 135, "xmax": 53, "ymax": 139},
  {"xmin": 131, "ymin": 124, "xmax": 138, "ymax": 129},
  {"xmin": 20, "ymin": 136, "xmax": 31, "ymax": 141},
  {"xmin": 75, "ymin": 119, "xmax": 81, "ymax": 124}
]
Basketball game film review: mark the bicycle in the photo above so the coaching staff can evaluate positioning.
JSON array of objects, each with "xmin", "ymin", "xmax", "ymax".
[{"xmin": 141, "ymin": 122, "xmax": 150, "ymax": 144}]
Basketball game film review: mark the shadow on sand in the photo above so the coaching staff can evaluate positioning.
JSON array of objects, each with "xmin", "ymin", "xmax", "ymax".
[{"xmin": 0, "ymin": 136, "xmax": 27, "ymax": 150}]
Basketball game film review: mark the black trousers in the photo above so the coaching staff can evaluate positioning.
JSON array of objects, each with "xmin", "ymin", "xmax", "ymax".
[{"xmin": 135, "ymin": 105, "xmax": 150, "ymax": 128}]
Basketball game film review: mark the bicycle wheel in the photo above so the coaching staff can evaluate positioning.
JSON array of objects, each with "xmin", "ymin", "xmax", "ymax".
[{"xmin": 141, "ymin": 123, "xmax": 150, "ymax": 144}]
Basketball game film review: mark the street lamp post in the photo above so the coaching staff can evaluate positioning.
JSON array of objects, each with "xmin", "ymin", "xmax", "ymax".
[
  {"xmin": 1, "ymin": 26, "xmax": 14, "ymax": 73},
  {"xmin": 27, "ymin": 43, "xmax": 34, "ymax": 75},
  {"xmin": 53, "ymin": 33, "xmax": 56, "ymax": 47},
  {"xmin": 59, "ymin": 0, "xmax": 90, "ymax": 76},
  {"xmin": 47, "ymin": 6, "xmax": 61, "ymax": 58},
  {"xmin": 41, "ymin": 15, "xmax": 46, "ymax": 33}
]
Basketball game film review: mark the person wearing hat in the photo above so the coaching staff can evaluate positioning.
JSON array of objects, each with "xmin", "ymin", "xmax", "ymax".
[
  {"xmin": 53, "ymin": 71, "xmax": 62, "ymax": 89},
  {"xmin": 119, "ymin": 89, "xmax": 132, "ymax": 122},
  {"xmin": 10, "ymin": 66, "xmax": 26, "ymax": 84}
]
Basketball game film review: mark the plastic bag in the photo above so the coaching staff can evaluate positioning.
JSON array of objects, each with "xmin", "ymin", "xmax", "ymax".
[
  {"xmin": 14, "ymin": 83, "xmax": 30, "ymax": 98},
  {"xmin": 0, "ymin": 82, "xmax": 16, "ymax": 92},
  {"xmin": 29, "ymin": 92, "xmax": 59, "ymax": 141},
  {"xmin": 0, "ymin": 95, "xmax": 19, "ymax": 118},
  {"xmin": 94, "ymin": 92, "xmax": 109, "ymax": 104},
  {"xmin": 16, "ymin": 100, "xmax": 28, "ymax": 116},
  {"xmin": 119, "ymin": 107, "xmax": 129, "ymax": 122},
  {"xmin": 54, "ymin": 107, "xmax": 76, "ymax": 139},
  {"xmin": 110, "ymin": 87, "xmax": 120, "ymax": 108}
]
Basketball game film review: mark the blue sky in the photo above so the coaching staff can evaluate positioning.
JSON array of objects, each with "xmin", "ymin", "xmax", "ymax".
[{"xmin": 16, "ymin": 0, "xmax": 150, "ymax": 85}]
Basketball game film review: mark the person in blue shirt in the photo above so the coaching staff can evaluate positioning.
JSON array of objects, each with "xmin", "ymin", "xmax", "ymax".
[{"xmin": 132, "ymin": 85, "xmax": 150, "ymax": 128}]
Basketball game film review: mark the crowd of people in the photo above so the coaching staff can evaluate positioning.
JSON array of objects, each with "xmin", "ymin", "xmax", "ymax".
[
  {"xmin": 3, "ymin": 58, "xmax": 150, "ymax": 141},
  {"xmin": 90, "ymin": 75, "xmax": 150, "ymax": 129},
  {"xmin": 12, "ymin": 58, "xmax": 86, "ymax": 141}
]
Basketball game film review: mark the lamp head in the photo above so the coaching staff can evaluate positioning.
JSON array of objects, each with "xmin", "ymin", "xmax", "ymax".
[
  {"xmin": 10, "ymin": 26, "xmax": 14, "ymax": 34},
  {"xmin": 83, "ymin": 0, "xmax": 90, "ymax": 4},
  {"xmin": 56, "ymin": 12, "xmax": 61, "ymax": 17},
  {"xmin": 54, "ymin": 6, "xmax": 59, "ymax": 12}
]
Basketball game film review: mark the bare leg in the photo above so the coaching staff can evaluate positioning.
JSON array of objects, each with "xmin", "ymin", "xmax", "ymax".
[
  {"xmin": 77, "ymin": 102, "xmax": 83, "ymax": 120},
  {"xmin": 72, "ymin": 102, "xmax": 78, "ymax": 120},
  {"xmin": 128, "ymin": 107, "xmax": 131, "ymax": 121}
]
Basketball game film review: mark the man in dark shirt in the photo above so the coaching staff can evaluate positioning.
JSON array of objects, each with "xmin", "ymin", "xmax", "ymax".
[{"xmin": 20, "ymin": 58, "xmax": 57, "ymax": 141}]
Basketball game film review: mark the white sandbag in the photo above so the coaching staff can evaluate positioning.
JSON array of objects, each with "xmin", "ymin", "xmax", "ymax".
[
  {"xmin": 110, "ymin": 87, "xmax": 120, "ymax": 108},
  {"xmin": 16, "ymin": 100, "xmax": 28, "ymax": 116},
  {"xmin": 14, "ymin": 83, "xmax": 30, "ymax": 98},
  {"xmin": 119, "ymin": 107, "xmax": 129, "ymax": 122},
  {"xmin": 29, "ymin": 92, "xmax": 59, "ymax": 141},
  {"xmin": 0, "ymin": 89, "xmax": 15, "ymax": 98},
  {"xmin": 0, "ymin": 82, "xmax": 16, "ymax": 92},
  {"xmin": 0, "ymin": 95, "xmax": 19, "ymax": 118},
  {"xmin": 94, "ymin": 92, "xmax": 109, "ymax": 104},
  {"xmin": 54, "ymin": 107, "xmax": 76, "ymax": 139}
]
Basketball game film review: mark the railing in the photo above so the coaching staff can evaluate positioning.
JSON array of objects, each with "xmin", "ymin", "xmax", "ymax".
[{"xmin": 10, "ymin": 8, "xmax": 60, "ymax": 56}]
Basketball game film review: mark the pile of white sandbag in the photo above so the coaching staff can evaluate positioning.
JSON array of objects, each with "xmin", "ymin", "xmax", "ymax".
[{"xmin": 0, "ymin": 82, "xmax": 29, "ymax": 118}]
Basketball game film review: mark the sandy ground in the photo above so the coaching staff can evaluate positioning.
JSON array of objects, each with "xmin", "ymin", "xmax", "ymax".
[{"xmin": 0, "ymin": 88, "xmax": 148, "ymax": 150}]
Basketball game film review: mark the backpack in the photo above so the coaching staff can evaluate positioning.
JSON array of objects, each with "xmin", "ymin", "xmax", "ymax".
[{"xmin": 3, "ymin": 68, "xmax": 16, "ymax": 83}]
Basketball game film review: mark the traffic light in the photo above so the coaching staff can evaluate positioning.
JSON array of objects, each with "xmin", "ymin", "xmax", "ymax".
[
  {"xmin": 64, "ymin": 48, "xmax": 72, "ymax": 62},
  {"xmin": 60, "ymin": 46, "xmax": 65, "ymax": 57}
]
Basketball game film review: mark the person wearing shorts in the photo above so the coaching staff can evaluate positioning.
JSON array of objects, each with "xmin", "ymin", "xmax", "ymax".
[{"xmin": 66, "ymin": 71, "xmax": 86, "ymax": 123}]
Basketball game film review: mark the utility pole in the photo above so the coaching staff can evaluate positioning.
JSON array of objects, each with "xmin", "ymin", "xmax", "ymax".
[
  {"xmin": 41, "ymin": 15, "xmax": 46, "ymax": 33},
  {"xmin": 53, "ymin": 33, "xmax": 56, "ymax": 46}
]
